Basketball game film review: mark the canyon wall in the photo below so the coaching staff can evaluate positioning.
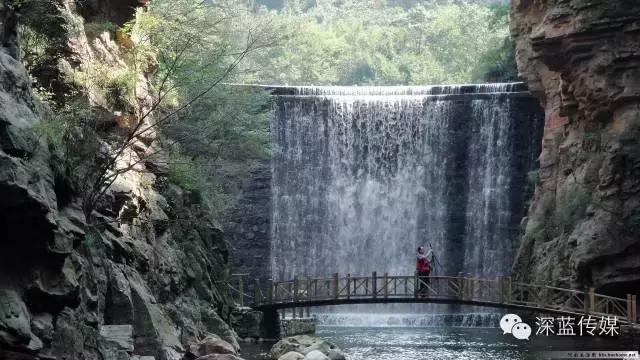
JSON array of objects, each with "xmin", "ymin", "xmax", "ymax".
[
  {"xmin": 511, "ymin": 0, "xmax": 640, "ymax": 296},
  {"xmin": 0, "ymin": 3, "xmax": 239, "ymax": 360}
]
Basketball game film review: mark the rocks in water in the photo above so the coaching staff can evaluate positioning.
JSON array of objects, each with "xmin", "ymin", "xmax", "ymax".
[
  {"xmin": 303, "ymin": 350, "xmax": 330, "ymax": 360},
  {"xmin": 278, "ymin": 352, "xmax": 305, "ymax": 360},
  {"xmin": 269, "ymin": 335, "xmax": 345, "ymax": 360}
]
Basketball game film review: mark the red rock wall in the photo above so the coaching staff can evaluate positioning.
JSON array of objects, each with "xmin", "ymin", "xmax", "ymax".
[{"xmin": 510, "ymin": 0, "xmax": 640, "ymax": 296}]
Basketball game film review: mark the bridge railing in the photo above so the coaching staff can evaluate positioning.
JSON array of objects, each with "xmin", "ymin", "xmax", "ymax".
[{"xmin": 228, "ymin": 273, "xmax": 637, "ymax": 323}]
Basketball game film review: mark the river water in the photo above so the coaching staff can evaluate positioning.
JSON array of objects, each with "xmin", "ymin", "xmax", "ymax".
[
  {"xmin": 242, "ymin": 326, "xmax": 529, "ymax": 360},
  {"xmin": 243, "ymin": 325, "xmax": 637, "ymax": 360},
  {"xmin": 315, "ymin": 326, "xmax": 529, "ymax": 360}
]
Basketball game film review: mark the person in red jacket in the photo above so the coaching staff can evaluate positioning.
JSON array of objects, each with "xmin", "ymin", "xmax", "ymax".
[{"xmin": 416, "ymin": 246, "xmax": 432, "ymax": 296}]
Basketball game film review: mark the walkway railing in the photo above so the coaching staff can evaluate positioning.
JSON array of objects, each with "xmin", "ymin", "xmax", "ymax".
[{"xmin": 228, "ymin": 273, "xmax": 637, "ymax": 323}]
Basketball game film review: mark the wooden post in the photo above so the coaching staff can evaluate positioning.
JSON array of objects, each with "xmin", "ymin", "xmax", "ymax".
[
  {"xmin": 306, "ymin": 307, "xmax": 310, "ymax": 318},
  {"xmin": 632, "ymin": 295, "xmax": 637, "ymax": 323},
  {"xmin": 254, "ymin": 279, "xmax": 261, "ymax": 306},
  {"xmin": 627, "ymin": 294, "xmax": 633, "ymax": 322},
  {"xmin": 239, "ymin": 276, "xmax": 244, "ymax": 307},
  {"xmin": 268, "ymin": 279, "xmax": 274, "ymax": 304},
  {"xmin": 313, "ymin": 279, "xmax": 318, "ymax": 300},
  {"xmin": 383, "ymin": 273, "xmax": 389, "ymax": 299},
  {"xmin": 459, "ymin": 277, "xmax": 465, "ymax": 300},
  {"xmin": 404, "ymin": 277, "xmax": 408, "ymax": 296},
  {"xmin": 372, "ymin": 272, "xmax": 377, "ymax": 299},
  {"xmin": 292, "ymin": 307, "xmax": 296, "ymax": 319},
  {"xmin": 299, "ymin": 307, "xmax": 304, "ymax": 318},
  {"xmin": 588, "ymin": 287, "xmax": 595, "ymax": 313},
  {"xmin": 332, "ymin": 273, "xmax": 339, "ymax": 300},
  {"xmin": 293, "ymin": 276, "xmax": 299, "ymax": 303},
  {"xmin": 414, "ymin": 271, "xmax": 418, "ymax": 298},
  {"xmin": 346, "ymin": 274, "xmax": 351, "ymax": 300},
  {"xmin": 583, "ymin": 287, "xmax": 590, "ymax": 313}
]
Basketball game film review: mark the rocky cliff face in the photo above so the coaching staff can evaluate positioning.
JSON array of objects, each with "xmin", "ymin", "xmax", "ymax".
[
  {"xmin": 0, "ymin": 3, "xmax": 238, "ymax": 360},
  {"xmin": 511, "ymin": 0, "xmax": 640, "ymax": 296}
]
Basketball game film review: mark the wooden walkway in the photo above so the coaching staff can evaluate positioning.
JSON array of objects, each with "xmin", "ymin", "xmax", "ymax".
[{"xmin": 229, "ymin": 273, "xmax": 638, "ymax": 323}]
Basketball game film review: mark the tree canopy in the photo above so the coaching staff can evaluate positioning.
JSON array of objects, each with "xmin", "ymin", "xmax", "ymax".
[{"xmin": 239, "ymin": 0, "xmax": 516, "ymax": 85}]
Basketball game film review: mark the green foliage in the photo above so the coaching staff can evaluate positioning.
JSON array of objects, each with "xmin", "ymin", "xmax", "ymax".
[
  {"xmin": 165, "ymin": 85, "xmax": 272, "ymax": 213},
  {"xmin": 76, "ymin": 60, "xmax": 137, "ymax": 109},
  {"xmin": 555, "ymin": 186, "xmax": 591, "ymax": 234},
  {"xmin": 168, "ymin": 151, "xmax": 205, "ymax": 193},
  {"xmin": 240, "ymin": 0, "xmax": 516, "ymax": 85},
  {"xmin": 18, "ymin": 24, "xmax": 50, "ymax": 72},
  {"xmin": 33, "ymin": 98, "xmax": 104, "ymax": 162},
  {"xmin": 131, "ymin": 0, "xmax": 275, "ymax": 213}
]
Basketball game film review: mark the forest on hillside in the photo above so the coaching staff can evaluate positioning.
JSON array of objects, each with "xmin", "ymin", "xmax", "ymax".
[{"xmin": 243, "ymin": 0, "xmax": 516, "ymax": 85}]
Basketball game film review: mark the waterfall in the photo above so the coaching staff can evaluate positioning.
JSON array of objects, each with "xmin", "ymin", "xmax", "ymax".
[{"xmin": 269, "ymin": 83, "xmax": 543, "ymax": 320}]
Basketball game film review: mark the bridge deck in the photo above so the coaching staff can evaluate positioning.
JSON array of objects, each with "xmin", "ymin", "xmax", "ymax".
[{"xmin": 229, "ymin": 274, "xmax": 637, "ymax": 323}]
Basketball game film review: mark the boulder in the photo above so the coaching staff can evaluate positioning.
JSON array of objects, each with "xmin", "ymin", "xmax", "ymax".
[
  {"xmin": 326, "ymin": 349, "xmax": 346, "ymax": 360},
  {"xmin": 187, "ymin": 334, "xmax": 236, "ymax": 358},
  {"xmin": 127, "ymin": 270, "xmax": 183, "ymax": 358},
  {"xmin": 303, "ymin": 351, "xmax": 329, "ymax": 360},
  {"xmin": 106, "ymin": 264, "xmax": 134, "ymax": 324},
  {"xmin": 202, "ymin": 309, "xmax": 240, "ymax": 352},
  {"xmin": 278, "ymin": 351, "xmax": 305, "ymax": 360},
  {"xmin": 269, "ymin": 335, "xmax": 344, "ymax": 360}
]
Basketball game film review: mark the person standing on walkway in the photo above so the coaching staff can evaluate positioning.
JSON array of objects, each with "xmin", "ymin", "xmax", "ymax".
[{"xmin": 416, "ymin": 246, "xmax": 432, "ymax": 296}]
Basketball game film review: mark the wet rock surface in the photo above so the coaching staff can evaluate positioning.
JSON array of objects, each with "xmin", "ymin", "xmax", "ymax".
[{"xmin": 511, "ymin": 0, "xmax": 640, "ymax": 294}]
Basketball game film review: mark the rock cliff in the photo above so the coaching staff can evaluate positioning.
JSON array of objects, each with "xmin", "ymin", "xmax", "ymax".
[
  {"xmin": 0, "ymin": 3, "xmax": 238, "ymax": 360},
  {"xmin": 511, "ymin": 0, "xmax": 640, "ymax": 296}
]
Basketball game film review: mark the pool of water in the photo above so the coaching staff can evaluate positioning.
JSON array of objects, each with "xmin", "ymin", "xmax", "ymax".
[
  {"xmin": 241, "ymin": 326, "xmax": 637, "ymax": 360},
  {"xmin": 315, "ymin": 326, "xmax": 532, "ymax": 360}
]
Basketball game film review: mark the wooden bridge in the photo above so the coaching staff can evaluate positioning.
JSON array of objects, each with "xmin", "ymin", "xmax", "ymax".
[{"xmin": 229, "ymin": 272, "xmax": 638, "ymax": 323}]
